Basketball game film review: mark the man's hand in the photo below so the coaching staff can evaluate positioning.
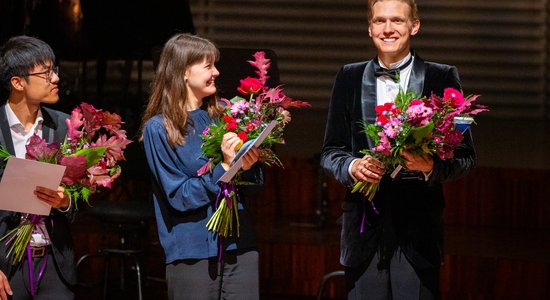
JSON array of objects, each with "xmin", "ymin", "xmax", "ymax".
[
  {"xmin": 34, "ymin": 186, "xmax": 70, "ymax": 210},
  {"xmin": 401, "ymin": 151, "xmax": 434, "ymax": 173},
  {"xmin": 352, "ymin": 155, "xmax": 385, "ymax": 183},
  {"xmin": 0, "ymin": 270, "xmax": 12, "ymax": 300}
]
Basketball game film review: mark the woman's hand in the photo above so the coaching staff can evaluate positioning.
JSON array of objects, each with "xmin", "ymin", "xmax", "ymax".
[
  {"xmin": 221, "ymin": 132, "xmax": 241, "ymax": 167},
  {"xmin": 242, "ymin": 147, "xmax": 260, "ymax": 171},
  {"xmin": 34, "ymin": 186, "xmax": 70, "ymax": 210},
  {"xmin": 352, "ymin": 155, "xmax": 385, "ymax": 183}
]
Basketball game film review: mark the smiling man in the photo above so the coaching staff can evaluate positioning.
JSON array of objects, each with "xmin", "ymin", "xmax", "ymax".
[
  {"xmin": 321, "ymin": 0, "xmax": 477, "ymax": 299},
  {"xmin": 0, "ymin": 35, "xmax": 75, "ymax": 300}
]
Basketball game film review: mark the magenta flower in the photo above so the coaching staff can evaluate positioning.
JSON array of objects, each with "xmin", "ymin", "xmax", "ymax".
[
  {"xmin": 25, "ymin": 134, "xmax": 60, "ymax": 164},
  {"xmin": 59, "ymin": 155, "xmax": 87, "ymax": 185},
  {"xmin": 443, "ymin": 88, "xmax": 465, "ymax": 108}
]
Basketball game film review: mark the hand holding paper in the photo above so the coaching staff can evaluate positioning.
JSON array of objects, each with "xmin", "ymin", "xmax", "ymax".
[
  {"xmin": 218, "ymin": 120, "xmax": 278, "ymax": 183},
  {"xmin": 0, "ymin": 157, "xmax": 66, "ymax": 215}
]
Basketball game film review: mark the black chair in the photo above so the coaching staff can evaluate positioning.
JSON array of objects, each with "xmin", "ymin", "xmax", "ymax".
[
  {"xmin": 316, "ymin": 270, "xmax": 345, "ymax": 300},
  {"xmin": 76, "ymin": 199, "xmax": 154, "ymax": 300}
]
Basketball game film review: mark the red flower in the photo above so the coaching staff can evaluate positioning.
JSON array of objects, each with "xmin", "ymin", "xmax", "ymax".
[
  {"xmin": 226, "ymin": 122, "xmax": 238, "ymax": 131},
  {"xmin": 237, "ymin": 131, "xmax": 248, "ymax": 142},
  {"xmin": 223, "ymin": 115, "xmax": 235, "ymax": 123},
  {"xmin": 237, "ymin": 77, "xmax": 263, "ymax": 95}
]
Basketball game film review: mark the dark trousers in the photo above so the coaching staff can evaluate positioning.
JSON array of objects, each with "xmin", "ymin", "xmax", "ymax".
[
  {"xmin": 9, "ymin": 252, "xmax": 74, "ymax": 300},
  {"xmin": 346, "ymin": 249, "xmax": 435, "ymax": 300},
  {"xmin": 166, "ymin": 250, "xmax": 259, "ymax": 300}
]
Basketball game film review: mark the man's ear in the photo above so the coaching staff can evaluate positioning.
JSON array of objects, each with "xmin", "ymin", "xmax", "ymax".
[
  {"xmin": 10, "ymin": 76, "xmax": 25, "ymax": 92},
  {"xmin": 411, "ymin": 20, "xmax": 421, "ymax": 36}
]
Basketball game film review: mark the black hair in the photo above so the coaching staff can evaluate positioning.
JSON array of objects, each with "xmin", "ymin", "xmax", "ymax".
[{"xmin": 0, "ymin": 35, "xmax": 56, "ymax": 91}]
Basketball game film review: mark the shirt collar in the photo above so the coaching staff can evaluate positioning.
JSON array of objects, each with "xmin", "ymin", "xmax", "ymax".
[
  {"xmin": 378, "ymin": 52, "xmax": 413, "ymax": 70},
  {"xmin": 5, "ymin": 103, "xmax": 44, "ymax": 130}
]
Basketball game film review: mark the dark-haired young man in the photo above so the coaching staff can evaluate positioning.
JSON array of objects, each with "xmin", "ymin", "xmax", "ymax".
[{"xmin": 0, "ymin": 35, "xmax": 75, "ymax": 299}]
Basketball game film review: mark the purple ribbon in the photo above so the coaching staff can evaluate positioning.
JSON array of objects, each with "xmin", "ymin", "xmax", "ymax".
[
  {"xmin": 215, "ymin": 182, "xmax": 238, "ymax": 262},
  {"xmin": 25, "ymin": 214, "xmax": 48, "ymax": 296},
  {"xmin": 360, "ymin": 201, "xmax": 379, "ymax": 234}
]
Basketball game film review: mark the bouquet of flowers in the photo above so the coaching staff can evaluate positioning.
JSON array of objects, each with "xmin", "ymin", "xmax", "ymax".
[
  {"xmin": 352, "ymin": 88, "xmax": 488, "ymax": 201},
  {"xmin": 199, "ymin": 51, "xmax": 309, "ymax": 238},
  {"xmin": 0, "ymin": 103, "xmax": 132, "ymax": 266}
]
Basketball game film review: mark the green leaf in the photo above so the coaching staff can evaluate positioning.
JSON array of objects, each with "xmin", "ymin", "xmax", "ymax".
[
  {"xmin": 407, "ymin": 122, "xmax": 434, "ymax": 145},
  {"xmin": 74, "ymin": 147, "xmax": 106, "ymax": 168}
]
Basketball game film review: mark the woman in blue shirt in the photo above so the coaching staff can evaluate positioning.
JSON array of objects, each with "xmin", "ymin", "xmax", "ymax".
[{"xmin": 141, "ymin": 33, "xmax": 261, "ymax": 300}]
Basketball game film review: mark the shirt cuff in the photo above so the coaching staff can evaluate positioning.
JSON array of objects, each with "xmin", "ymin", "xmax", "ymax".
[
  {"xmin": 348, "ymin": 158, "xmax": 359, "ymax": 183},
  {"xmin": 56, "ymin": 192, "xmax": 72, "ymax": 213},
  {"xmin": 422, "ymin": 169, "xmax": 433, "ymax": 181}
]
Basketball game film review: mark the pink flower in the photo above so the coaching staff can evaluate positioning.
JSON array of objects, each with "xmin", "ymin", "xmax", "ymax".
[
  {"xmin": 382, "ymin": 117, "xmax": 403, "ymax": 138},
  {"xmin": 202, "ymin": 127, "xmax": 210, "ymax": 135},
  {"xmin": 406, "ymin": 100, "xmax": 433, "ymax": 126},
  {"xmin": 443, "ymin": 88, "xmax": 465, "ymax": 108},
  {"xmin": 66, "ymin": 109, "xmax": 84, "ymax": 144},
  {"xmin": 372, "ymin": 132, "xmax": 392, "ymax": 156},
  {"xmin": 231, "ymin": 100, "xmax": 249, "ymax": 115},
  {"xmin": 247, "ymin": 51, "xmax": 271, "ymax": 85}
]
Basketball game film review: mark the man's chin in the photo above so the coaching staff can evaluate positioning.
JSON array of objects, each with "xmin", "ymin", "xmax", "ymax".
[{"xmin": 42, "ymin": 97, "xmax": 60, "ymax": 105}]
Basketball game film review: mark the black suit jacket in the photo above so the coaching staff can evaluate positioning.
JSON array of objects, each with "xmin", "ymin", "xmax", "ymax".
[
  {"xmin": 0, "ymin": 104, "xmax": 76, "ymax": 286},
  {"xmin": 320, "ymin": 54, "xmax": 476, "ymax": 291}
]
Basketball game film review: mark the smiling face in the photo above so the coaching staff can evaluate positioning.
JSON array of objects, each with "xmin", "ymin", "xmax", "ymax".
[
  {"xmin": 184, "ymin": 57, "xmax": 219, "ymax": 109},
  {"xmin": 368, "ymin": 0, "xmax": 420, "ymax": 66}
]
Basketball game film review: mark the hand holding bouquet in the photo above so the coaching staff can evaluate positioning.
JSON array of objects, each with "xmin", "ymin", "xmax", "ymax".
[
  {"xmin": 199, "ymin": 51, "xmax": 309, "ymax": 237},
  {"xmin": 0, "ymin": 103, "xmax": 132, "ymax": 266},
  {"xmin": 352, "ymin": 88, "xmax": 488, "ymax": 201}
]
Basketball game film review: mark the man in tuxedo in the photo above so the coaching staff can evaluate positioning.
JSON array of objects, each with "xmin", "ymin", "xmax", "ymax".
[
  {"xmin": 0, "ymin": 36, "xmax": 76, "ymax": 299},
  {"xmin": 320, "ymin": 0, "xmax": 476, "ymax": 299}
]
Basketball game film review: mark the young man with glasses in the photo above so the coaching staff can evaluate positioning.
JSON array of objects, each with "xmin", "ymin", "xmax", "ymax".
[{"xmin": 0, "ymin": 35, "xmax": 75, "ymax": 299}]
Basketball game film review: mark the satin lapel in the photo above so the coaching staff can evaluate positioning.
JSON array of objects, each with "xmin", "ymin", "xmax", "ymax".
[
  {"xmin": 40, "ymin": 107, "xmax": 55, "ymax": 143},
  {"xmin": 361, "ymin": 60, "xmax": 378, "ymax": 149},
  {"xmin": 0, "ymin": 105, "xmax": 15, "ymax": 155},
  {"xmin": 361, "ymin": 60, "xmax": 377, "ymax": 123},
  {"xmin": 408, "ymin": 55, "xmax": 426, "ymax": 96}
]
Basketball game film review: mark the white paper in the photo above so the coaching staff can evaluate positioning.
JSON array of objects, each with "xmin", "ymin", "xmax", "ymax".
[
  {"xmin": 0, "ymin": 157, "xmax": 66, "ymax": 215},
  {"xmin": 218, "ymin": 120, "xmax": 278, "ymax": 183}
]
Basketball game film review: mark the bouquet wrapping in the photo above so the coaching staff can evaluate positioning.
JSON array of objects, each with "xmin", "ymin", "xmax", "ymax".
[
  {"xmin": 199, "ymin": 51, "xmax": 309, "ymax": 238},
  {"xmin": 352, "ymin": 88, "xmax": 488, "ymax": 201},
  {"xmin": 0, "ymin": 103, "xmax": 132, "ymax": 268}
]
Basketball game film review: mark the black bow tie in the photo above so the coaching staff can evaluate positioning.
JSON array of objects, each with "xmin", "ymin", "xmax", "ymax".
[{"xmin": 373, "ymin": 56, "xmax": 413, "ymax": 82}]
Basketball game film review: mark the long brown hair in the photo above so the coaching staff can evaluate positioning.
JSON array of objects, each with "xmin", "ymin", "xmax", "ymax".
[{"xmin": 141, "ymin": 33, "xmax": 223, "ymax": 147}]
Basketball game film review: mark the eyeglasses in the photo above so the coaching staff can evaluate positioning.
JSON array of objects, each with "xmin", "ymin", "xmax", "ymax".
[{"xmin": 27, "ymin": 66, "xmax": 59, "ymax": 83}]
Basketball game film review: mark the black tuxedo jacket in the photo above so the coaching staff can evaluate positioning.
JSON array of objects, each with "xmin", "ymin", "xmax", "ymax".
[
  {"xmin": 0, "ymin": 104, "xmax": 76, "ymax": 286},
  {"xmin": 321, "ymin": 54, "xmax": 476, "ymax": 291}
]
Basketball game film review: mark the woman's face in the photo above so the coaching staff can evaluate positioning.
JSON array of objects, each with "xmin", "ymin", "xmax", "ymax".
[{"xmin": 184, "ymin": 57, "xmax": 219, "ymax": 103}]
